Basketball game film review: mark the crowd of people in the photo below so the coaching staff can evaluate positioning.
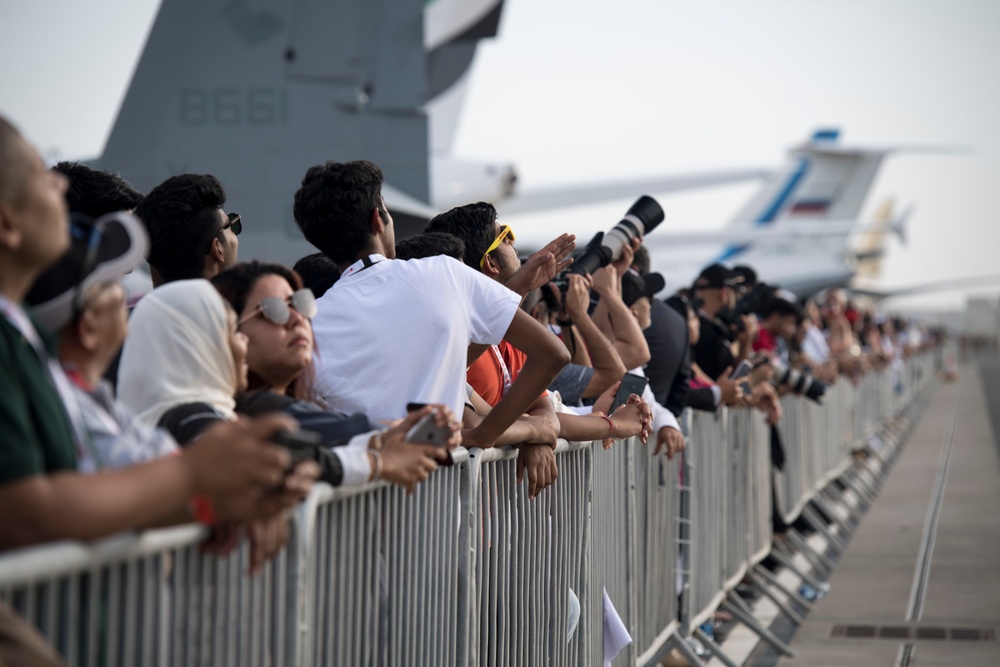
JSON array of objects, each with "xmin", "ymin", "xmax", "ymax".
[{"xmin": 0, "ymin": 113, "xmax": 942, "ymax": 663}]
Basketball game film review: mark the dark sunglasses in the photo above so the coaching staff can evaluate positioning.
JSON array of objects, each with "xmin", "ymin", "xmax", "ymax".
[
  {"xmin": 238, "ymin": 288, "xmax": 317, "ymax": 327},
  {"xmin": 223, "ymin": 212, "xmax": 242, "ymax": 236},
  {"xmin": 206, "ymin": 212, "xmax": 242, "ymax": 254}
]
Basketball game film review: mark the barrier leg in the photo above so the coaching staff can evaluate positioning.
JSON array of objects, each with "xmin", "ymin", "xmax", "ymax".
[
  {"xmin": 747, "ymin": 573, "xmax": 806, "ymax": 625},
  {"xmin": 692, "ymin": 626, "xmax": 741, "ymax": 667},
  {"xmin": 821, "ymin": 485, "xmax": 865, "ymax": 526},
  {"xmin": 721, "ymin": 592, "xmax": 796, "ymax": 658},
  {"xmin": 801, "ymin": 505, "xmax": 847, "ymax": 554},
  {"xmin": 810, "ymin": 493, "xmax": 855, "ymax": 537},
  {"xmin": 768, "ymin": 545, "xmax": 829, "ymax": 593},
  {"xmin": 786, "ymin": 529, "xmax": 836, "ymax": 575},
  {"xmin": 752, "ymin": 564, "xmax": 815, "ymax": 612},
  {"xmin": 646, "ymin": 631, "xmax": 708, "ymax": 667}
]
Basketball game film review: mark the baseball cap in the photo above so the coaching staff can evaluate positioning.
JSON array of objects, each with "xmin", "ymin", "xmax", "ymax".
[
  {"xmin": 693, "ymin": 263, "xmax": 742, "ymax": 290},
  {"xmin": 621, "ymin": 269, "xmax": 666, "ymax": 306},
  {"xmin": 26, "ymin": 211, "xmax": 149, "ymax": 332}
]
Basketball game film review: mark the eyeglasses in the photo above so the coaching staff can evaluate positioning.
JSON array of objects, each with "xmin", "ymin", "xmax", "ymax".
[
  {"xmin": 206, "ymin": 212, "xmax": 242, "ymax": 254},
  {"xmin": 238, "ymin": 288, "xmax": 317, "ymax": 327},
  {"xmin": 223, "ymin": 212, "xmax": 242, "ymax": 236},
  {"xmin": 478, "ymin": 224, "xmax": 515, "ymax": 268}
]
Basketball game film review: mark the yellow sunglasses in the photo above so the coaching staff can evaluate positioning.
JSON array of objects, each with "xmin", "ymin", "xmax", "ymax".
[{"xmin": 479, "ymin": 224, "xmax": 516, "ymax": 268}]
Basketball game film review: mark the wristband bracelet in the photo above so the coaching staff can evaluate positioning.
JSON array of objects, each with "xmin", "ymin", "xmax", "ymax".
[
  {"xmin": 369, "ymin": 450, "xmax": 383, "ymax": 482},
  {"xmin": 191, "ymin": 496, "xmax": 217, "ymax": 526},
  {"xmin": 600, "ymin": 415, "xmax": 616, "ymax": 439}
]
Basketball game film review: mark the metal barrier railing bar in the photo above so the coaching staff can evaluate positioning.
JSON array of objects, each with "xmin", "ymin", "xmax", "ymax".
[{"xmin": 0, "ymin": 357, "xmax": 936, "ymax": 666}]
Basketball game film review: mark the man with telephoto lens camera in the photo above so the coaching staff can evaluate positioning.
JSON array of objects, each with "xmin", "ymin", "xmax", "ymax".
[{"xmin": 549, "ymin": 195, "xmax": 665, "ymax": 302}]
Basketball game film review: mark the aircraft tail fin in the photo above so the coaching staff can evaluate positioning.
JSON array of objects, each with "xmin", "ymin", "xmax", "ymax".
[{"xmin": 725, "ymin": 129, "xmax": 890, "ymax": 232}]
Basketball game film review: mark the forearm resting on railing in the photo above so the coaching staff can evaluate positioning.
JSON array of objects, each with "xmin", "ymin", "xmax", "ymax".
[{"xmin": 0, "ymin": 457, "xmax": 199, "ymax": 551}]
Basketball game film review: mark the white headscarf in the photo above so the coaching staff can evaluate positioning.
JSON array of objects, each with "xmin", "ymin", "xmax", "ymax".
[{"xmin": 118, "ymin": 279, "xmax": 239, "ymax": 426}]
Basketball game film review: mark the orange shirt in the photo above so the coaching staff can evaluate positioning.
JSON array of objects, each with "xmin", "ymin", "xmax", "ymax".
[{"xmin": 467, "ymin": 340, "xmax": 546, "ymax": 407}]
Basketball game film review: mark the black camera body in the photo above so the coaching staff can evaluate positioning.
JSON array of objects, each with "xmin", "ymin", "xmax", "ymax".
[{"xmin": 549, "ymin": 195, "xmax": 665, "ymax": 309}]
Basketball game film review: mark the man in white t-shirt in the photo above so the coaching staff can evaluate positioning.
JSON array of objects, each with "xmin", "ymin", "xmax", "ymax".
[{"xmin": 294, "ymin": 161, "xmax": 569, "ymax": 464}]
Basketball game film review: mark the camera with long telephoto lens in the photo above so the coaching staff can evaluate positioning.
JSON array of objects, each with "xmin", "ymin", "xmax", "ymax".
[
  {"xmin": 550, "ymin": 195, "xmax": 665, "ymax": 299},
  {"xmin": 771, "ymin": 361, "xmax": 828, "ymax": 404}
]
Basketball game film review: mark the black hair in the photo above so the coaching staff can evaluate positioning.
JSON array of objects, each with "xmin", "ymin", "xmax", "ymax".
[
  {"xmin": 211, "ymin": 261, "xmax": 316, "ymax": 403},
  {"xmin": 52, "ymin": 162, "xmax": 143, "ymax": 217},
  {"xmin": 760, "ymin": 297, "xmax": 800, "ymax": 320},
  {"xmin": 292, "ymin": 252, "xmax": 341, "ymax": 299},
  {"xmin": 394, "ymin": 232, "xmax": 466, "ymax": 262},
  {"xmin": 133, "ymin": 174, "xmax": 226, "ymax": 283},
  {"xmin": 293, "ymin": 160, "xmax": 387, "ymax": 265},
  {"xmin": 423, "ymin": 202, "xmax": 498, "ymax": 270}
]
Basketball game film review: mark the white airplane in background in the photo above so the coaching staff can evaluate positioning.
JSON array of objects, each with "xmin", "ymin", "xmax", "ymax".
[
  {"xmin": 509, "ymin": 128, "xmax": 922, "ymax": 297},
  {"xmin": 89, "ymin": 0, "xmax": 980, "ymax": 300},
  {"xmin": 93, "ymin": 0, "xmax": 768, "ymax": 266}
]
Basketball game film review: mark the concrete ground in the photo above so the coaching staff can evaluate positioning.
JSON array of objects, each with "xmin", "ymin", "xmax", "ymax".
[{"xmin": 773, "ymin": 364, "xmax": 1000, "ymax": 666}]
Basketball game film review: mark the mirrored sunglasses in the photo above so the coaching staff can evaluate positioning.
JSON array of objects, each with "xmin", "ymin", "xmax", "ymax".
[{"xmin": 238, "ymin": 288, "xmax": 317, "ymax": 327}]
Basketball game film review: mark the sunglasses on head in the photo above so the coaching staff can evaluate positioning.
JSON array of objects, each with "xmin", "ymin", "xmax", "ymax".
[
  {"xmin": 238, "ymin": 288, "xmax": 317, "ymax": 327},
  {"xmin": 479, "ymin": 224, "xmax": 515, "ymax": 268}
]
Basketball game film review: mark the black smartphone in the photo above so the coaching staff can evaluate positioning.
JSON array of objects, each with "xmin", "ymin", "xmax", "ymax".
[
  {"xmin": 612, "ymin": 373, "xmax": 649, "ymax": 413},
  {"xmin": 273, "ymin": 429, "xmax": 322, "ymax": 471},
  {"xmin": 405, "ymin": 402, "xmax": 429, "ymax": 413}
]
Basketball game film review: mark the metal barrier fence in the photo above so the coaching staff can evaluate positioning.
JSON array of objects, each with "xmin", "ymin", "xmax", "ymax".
[{"xmin": 0, "ymin": 358, "xmax": 934, "ymax": 666}]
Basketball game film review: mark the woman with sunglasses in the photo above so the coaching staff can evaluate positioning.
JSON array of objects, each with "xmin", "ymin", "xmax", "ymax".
[{"xmin": 212, "ymin": 262, "xmax": 455, "ymax": 492}]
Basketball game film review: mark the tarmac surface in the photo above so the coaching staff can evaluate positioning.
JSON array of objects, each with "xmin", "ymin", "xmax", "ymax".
[{"xmin": 775, "ymin": 362, "xmax": 1000, "ymax": 666}]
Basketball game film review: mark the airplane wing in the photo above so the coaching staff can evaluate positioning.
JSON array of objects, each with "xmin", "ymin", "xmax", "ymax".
[
  {"xmin": 496, "ymin": 168, "xmax": 771, "ymax": 215},
  {"xmin": 851, "ymin": 274, "xmax": 1000, "ymax": 300}
]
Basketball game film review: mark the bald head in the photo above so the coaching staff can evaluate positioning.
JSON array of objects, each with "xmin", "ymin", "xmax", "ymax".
[{"xmin": 0, "ymin": 115, "xmax": 26, "ymax": 203}]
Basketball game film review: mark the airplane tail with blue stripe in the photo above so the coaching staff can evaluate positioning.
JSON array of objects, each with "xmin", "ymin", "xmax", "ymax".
[{"xmin": 725, "ymin": 128, "xmax": 888, "ymax": 232}]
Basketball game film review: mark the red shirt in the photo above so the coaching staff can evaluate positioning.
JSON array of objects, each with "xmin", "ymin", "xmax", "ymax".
[
  {"xmin": 467, "ymin": 340, "xmax": 546, "ymax": 407},
  {"xmin": 753, "ymin": 328, "xmax": 778, "ymax": 353}
]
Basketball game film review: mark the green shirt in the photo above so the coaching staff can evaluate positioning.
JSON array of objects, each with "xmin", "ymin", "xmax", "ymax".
[{"xmin": 0, "ymin": 315, "xmax": 77, "ymax": 484}]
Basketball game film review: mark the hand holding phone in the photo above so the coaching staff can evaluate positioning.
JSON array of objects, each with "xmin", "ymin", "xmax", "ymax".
[
  {"xmin": 612, "ymin": 373, "xmax": 650, "ymax": 413},
  {"xmin": 728, "ymin": 359, "xmax": 753, "ymax": 381},
  {"xmin": 404, "ymin": 413, "xmax": 452, "ymax": 447}
]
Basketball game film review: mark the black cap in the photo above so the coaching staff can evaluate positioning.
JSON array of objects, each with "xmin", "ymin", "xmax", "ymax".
[
  {"xmin": 693, "ymin": 263, "xmax": 742, "ymax": 290},
  {"xmin": 621, "ymin": 269, "xmax": 666, "ymax": 306}
]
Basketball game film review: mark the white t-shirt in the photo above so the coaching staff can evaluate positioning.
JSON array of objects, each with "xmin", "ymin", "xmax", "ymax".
[{"xmin": 312, "ymin": 255, "xmax": 521, "ymax": 424}]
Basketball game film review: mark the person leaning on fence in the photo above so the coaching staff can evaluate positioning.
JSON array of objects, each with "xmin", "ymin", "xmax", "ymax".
[
  {"xmin": 0, "ymin": 115, "xmax": 309, "ymax": 553},
  {"xmin": 294, "ymin": 161, "xmax": 569, "ymax": 485},
  {"xmin": 212, "ymin": 260, "xmax": 457, "ymax": 493},
  {"xmin": 631, "ymin": 245, "xmax": 692, "ymax": 417}
]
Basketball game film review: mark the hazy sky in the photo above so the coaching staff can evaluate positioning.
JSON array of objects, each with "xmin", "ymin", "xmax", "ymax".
[{"xmin": 2, "ymin": 0, "xmax": 998, "ymax": 308}]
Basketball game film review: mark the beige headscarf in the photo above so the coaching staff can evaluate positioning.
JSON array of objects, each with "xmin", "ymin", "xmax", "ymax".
[{"xmin": 118, "ymin": 279, "xmax": 239, "ymax": 426}]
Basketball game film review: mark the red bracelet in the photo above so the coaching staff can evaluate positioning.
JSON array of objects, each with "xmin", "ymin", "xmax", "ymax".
[
  {"xmin": 600, "ymin": 415, "xmax": 615, "ymax": 439},
  {"xmin": 191, "ymin": 496, "xmax": 217, "ymax": 526}
]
